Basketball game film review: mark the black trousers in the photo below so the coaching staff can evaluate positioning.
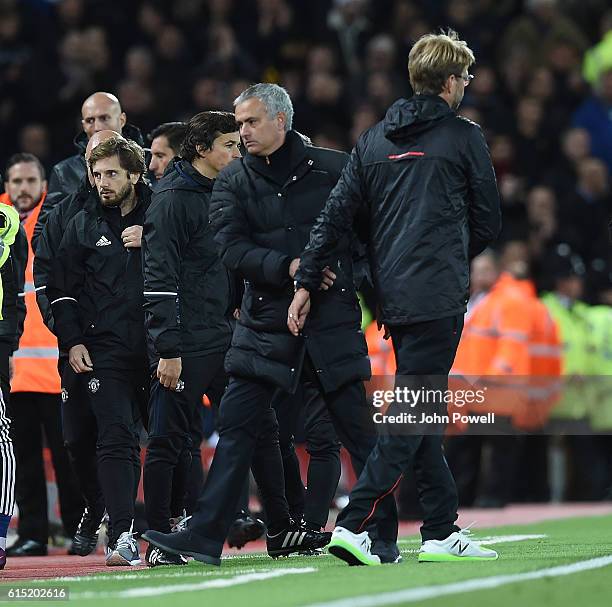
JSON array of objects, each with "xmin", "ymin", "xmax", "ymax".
[
  {"xmin": 337, "ymin": 314, "xmax": 463, "ymax": 542},
  {"xmin": 189, "ymin": 360, "xmax": 400, "ymax": 558},
  {"xmin": 82, "ymin": 368, "xmax": 146, "ymax": 544},
  {"xmin": 144, "ymin": 353, "xmax": 227, "ymax": 533},
  {"xmin": 274, "ymin": 384, "xmax": 341, "ymax": 529},
  {"xmin": 61, "ymin": 362, "xmax": 103, "ymax": 518},
  {"xmin": 189, "ymin": 376, "xmax": 290, "ymax": 557},
  {"xmin": 8, "ymin": 391, "xmax": 83, "ymax": 543}
]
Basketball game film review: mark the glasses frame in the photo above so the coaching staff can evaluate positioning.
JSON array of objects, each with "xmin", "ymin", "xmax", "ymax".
[{"xmin": 454, "ymin": 73, "xmax": 474, "ymax": 86}]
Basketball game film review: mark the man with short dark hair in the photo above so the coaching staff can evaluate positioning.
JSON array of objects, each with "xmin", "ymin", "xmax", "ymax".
[
  {"xmin": 1, "ymin": 154, "xmax": 83, "ymax": 557},
  {"xmin": 47, "ymin": 137, "xmax": 151, "ymax": 567},
  {"xmin": 289, "ymin": 30, "xmax": 501, "ymax": 565},
  {"xmin": 141, "ymin": 111, "xmax": 241, "ymax": 567},
  {"xmin": 147, "ymin": 122, "xmax": 187, "ymax": 181}
]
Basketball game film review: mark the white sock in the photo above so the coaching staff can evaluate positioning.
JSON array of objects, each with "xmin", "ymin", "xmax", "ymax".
[{"xmin": 0, "ymin": 537, "xmax": 6, "ymax": 550}]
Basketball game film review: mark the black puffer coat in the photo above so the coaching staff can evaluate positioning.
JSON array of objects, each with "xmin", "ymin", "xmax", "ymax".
[{"xmin": 210, "ymin": 131, "xmax": 370, "ymax": 394}]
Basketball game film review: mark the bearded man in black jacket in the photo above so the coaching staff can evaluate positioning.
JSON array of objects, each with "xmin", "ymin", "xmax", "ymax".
[
  {"xmin": 33, "ymin": 130, "xmax": 121, "ymax": 557},
  {"xmin": 47, "ymin": 137, "xmax": 150, "ymax": 567},
  {"xmin": 36, "ymin": 92, "xmax": 144, "ymax": 244},
  {"xmin": 290, "ymin": 30, "xmax": 502, "ymax": 566},
  {"xmin": 144, "ymin": 83, "xmax": 398, "ymax": 565}
]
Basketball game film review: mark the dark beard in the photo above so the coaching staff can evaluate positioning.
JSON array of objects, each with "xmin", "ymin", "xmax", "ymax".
[{"xmin": 100, "ymin": 182, "xmax": 133, "ymax": 208}]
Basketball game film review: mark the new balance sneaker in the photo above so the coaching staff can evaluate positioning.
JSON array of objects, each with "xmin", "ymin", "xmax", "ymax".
[
  {"xmin": 0, "ymin": 547, "xmax": 6, "ymax": 570},
  {"xmin": 371, "ymin": 539, "xmax": 402, "ymax": 564},
  {"xmin": 418, "ymin": 528, "xmax": 499, "ymax": 562},
  {"xmin": 327, "ymin": 526, "xmax": 381, "ymax": 566},
  {"xmin": 105, "ymin": 527, "xmax": 141, "ymax": 566},
  {"xmin": 70, "ymin": 507, "xmax": 105, "ymax": 556},
  {"xmin": 267, "ymin": 522, "xmax": 331, "ymax": 558},
  {"xmin": 145, "ymin": 544, "xmax": 188, "ymax": 567},
  {"xmin": 227, "ymin": 511, "xmax": 266, "ymax": 549}
]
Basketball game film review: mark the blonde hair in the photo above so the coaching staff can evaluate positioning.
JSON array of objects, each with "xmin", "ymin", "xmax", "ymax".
[{"xmin": 408, "ymin": 30, "xmax": 475, "ymax": 95}]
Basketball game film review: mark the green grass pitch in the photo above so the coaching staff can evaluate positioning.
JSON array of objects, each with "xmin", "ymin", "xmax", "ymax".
[{"xmin": 3, "ymin": 515, "xmax": 612, "ymax": 607}]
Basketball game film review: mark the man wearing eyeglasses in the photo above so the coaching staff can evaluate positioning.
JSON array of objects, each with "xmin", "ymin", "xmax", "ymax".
[{"xmin": 289, "ymin": 30, "xmax": 502, "ymax": 565}]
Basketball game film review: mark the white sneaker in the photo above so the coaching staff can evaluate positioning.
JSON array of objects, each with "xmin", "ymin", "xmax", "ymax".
[
  {"xmin": 419, "ymin": 528, "xmax": 498, "ymax": 562},
  {"xmin": 106, "ymin": 524, "xmax": 141, "ymax": 566},
  {"xmin": 327, "ymin": 526, "xmax": 381, "ymax": 566}
]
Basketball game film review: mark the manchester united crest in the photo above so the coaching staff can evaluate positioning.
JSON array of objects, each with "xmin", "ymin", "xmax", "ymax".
[{"xmin": 88, "ymin": 377, "xmax": 100, "ymax": 394}]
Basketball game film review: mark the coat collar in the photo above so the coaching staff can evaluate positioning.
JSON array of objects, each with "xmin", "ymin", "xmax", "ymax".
[{"xmin": 243, "ymin": 130, "xmax": 311, "ymax": 187}]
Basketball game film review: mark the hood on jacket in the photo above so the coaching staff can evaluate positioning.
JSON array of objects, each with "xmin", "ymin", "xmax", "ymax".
[
  {"xmin": 154, "ymin": 158, "xmax": 214, "ymax": 195},
  {"xmin": 72, "ymin": 123, "xmax": 145, "ymax": 155},
  {"xmin": 383, "ymin": 95, "xmax": 454, "ymax": 142}
]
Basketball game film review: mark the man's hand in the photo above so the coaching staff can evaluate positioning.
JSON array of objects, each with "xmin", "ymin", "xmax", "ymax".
[
  {"xmin": 122, "ymin": 225, "xmax": 143, "ymax": 248},
  {"xmin": 287, "ymin": 288, "xmax": 311, "ymax": 336},
  {"xmin": 319, "ymin": 266, "xmax": 336, "ymax": 290},
  {"xmin": 289, "ymin": 258, "xmax": 300, "ymax": 278},
  {"xmin": 69, "ymin": 344, "xmax": 94, "ymax": 373},
  {"xmin": 233, "ymin": 308, "xmax": 240, "ymax": 320},
  {"xmin": 157, "ymin": 357, "xmax": 182, "ymax": 390},
  {"xmin": 289, "ymin": 258, "xmax": 336, "ymax": 290}
]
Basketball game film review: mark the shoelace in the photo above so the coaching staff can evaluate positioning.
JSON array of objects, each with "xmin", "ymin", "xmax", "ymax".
[
  {"xmin": 116, "ymin": 531, "xmax": 139, "ymax": 552},
  {"xmin": 171, "ymin": 512, "xmax": 192, "ymax": 533},
  {"xmin": 457, "ymin": 521, "xmax": 478, "ymax": 544},
  {"xmin": 117, "ymin": 533, "xmax": 138, "ymax": 552}
]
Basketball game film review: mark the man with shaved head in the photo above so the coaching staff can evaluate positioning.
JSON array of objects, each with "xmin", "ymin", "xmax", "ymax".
[
  {"xmin": 33, "ymin": 129, "xmax": 124, "ymax": 557},
  {"xmin": 38, "ymin": 92, "xmax": 144, "ymax": 244}
]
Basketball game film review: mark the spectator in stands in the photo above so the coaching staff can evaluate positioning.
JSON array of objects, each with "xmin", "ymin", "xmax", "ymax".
[{"xmin": 573, "ymin": 67, "xmax": 612, "ymax": 172}]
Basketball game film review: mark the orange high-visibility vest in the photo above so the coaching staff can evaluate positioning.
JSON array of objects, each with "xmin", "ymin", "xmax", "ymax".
[
  {"xmin": 365, "ymin": 321, "xmax": 396, "ymax": 376},
  {"xmin": 1, "ymin": 192, "xmax": 60, "ymax": 393},
  {"xmin": 451, "ymin": 273, "xmax": 531, "ymax": 419},
  {"xmin": 513, "ymin": 279, "xmax": 562, "ymax": 430}
]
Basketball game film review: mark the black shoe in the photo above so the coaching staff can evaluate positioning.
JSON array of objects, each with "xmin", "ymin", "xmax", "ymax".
[
  {"xmin": 142, "ymin": 529, "xmax": 221, "ymax": 566},
  {"xmin": 145, "ymin": 544, "xmax": 188, "ymax": 567},
  {"xmin": 371, "ymin": 539, "xmax": 402, "ymax": 564},
  {"xmin": 227, "ymin": 511, "xmax": 266, "ymax": 549},
  {"xmin": 267, "ymin": 522, "xmax": 331, "ymax": 558},
  {"xmin": 6, "ymin": 538, "xmax": 48, "ymax": 557},
  {"xmin": 70, "ymin": 507, "xmax": 105, "ymax": 556}
]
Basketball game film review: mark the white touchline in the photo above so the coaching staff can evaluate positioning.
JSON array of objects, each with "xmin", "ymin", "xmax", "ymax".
[
  {"xmin": 35, "ymin": 567, "xmax": 271, "ymax": 584},
  {"xmin": 72, "ymin": 567, "xmax": 316, "ymax": 599},
  {"xmin": 301, "ymin": 555, "xmax": 612, "ymax": 607}
]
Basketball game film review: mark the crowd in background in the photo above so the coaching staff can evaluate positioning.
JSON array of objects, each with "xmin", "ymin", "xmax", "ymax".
[
  {"xmin": 1, "ymin": 0, "xmax": 611, "ymax": 300},
  {"xmin": 1, "ymin": 0, "xmax": 612, "ymax": 522}
]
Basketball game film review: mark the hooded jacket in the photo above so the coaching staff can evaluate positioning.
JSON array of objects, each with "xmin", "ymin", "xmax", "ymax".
[
  {"xmin": 296, "ymin": 95, "xmax": 502, "ymax": 325},
  {"xmin": 142, "ymin": 159, "xmax": 233, "ymax": 362}
]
